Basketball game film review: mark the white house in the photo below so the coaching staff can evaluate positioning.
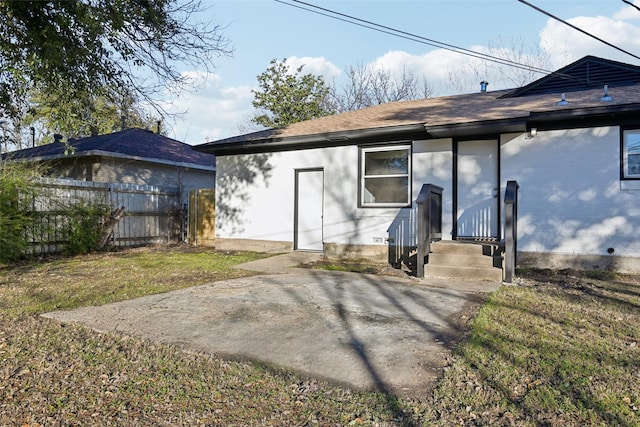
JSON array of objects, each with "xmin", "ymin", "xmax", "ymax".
[
  {"xmin": 5, "ymin": 128, "xmax": 217, "ymax": 248},
  {"xmin": 196, "ymin": 56, "xmax": 640, "ymax": 277}
]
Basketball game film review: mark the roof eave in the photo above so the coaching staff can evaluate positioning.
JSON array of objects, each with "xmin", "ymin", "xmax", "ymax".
[
  {"xmin": 197, "ymin": 124, "xmax": 429, "ymax": 155},
  {"xmin": 529, "ymin": 102, "xmax": 640, "ymax": 120},
  {"xmin": 195, "ymin": 101, "xmax": 640, "ymax": 156},
  {"xmin": 425, "ymin": 117, "xmax": 527, "ymax": 138},
  {"xmin": 6, "ymin": 149, "xmax": 215, "ymax": 172}
]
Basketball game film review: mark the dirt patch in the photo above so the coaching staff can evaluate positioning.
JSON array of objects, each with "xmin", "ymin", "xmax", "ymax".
[{"xmin": 299, "ymin": 259, "xmax": 415, "ymax": 279}]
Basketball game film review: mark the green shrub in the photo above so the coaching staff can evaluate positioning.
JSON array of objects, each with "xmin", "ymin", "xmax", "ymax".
[
  {"xmin": 62, "ymin": 200, "xmax": 109, "ymax": 255},
  {"xmin": 0, "ymin": 160, "xmax": 41, "ymax": 263},
  {"xmin": 1, "ymin": 159, "xmax": 110, "ymax": 262}
]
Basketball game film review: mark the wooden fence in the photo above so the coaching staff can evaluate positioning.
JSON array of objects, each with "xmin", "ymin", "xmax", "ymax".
[{"xmin": 29, "ymin": 178, "xmax": 184, "ymax": 253}]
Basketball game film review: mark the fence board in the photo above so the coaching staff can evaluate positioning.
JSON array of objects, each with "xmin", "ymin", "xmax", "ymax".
[
  {"xmin": 188, "ymin": 189, "xmax": 215, "ymax": 246},
  {"xmin": 29, "ymin": 178, "xmax": 183, "ymax": 253}
]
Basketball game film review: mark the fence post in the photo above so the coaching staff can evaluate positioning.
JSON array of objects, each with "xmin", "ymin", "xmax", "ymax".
[{"xmin": 504, "ymin": 180, "xmax": 519, "ymax": 283}]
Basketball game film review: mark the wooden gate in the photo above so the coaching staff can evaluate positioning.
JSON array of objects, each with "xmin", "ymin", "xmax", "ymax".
[{"xmin": 188, "ymin": 189, "xmax": 216, "ymax": 246}]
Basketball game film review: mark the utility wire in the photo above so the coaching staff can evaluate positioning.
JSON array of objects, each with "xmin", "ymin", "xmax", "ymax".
[
  {"xmin": 518, "ymin": 0, "xmax": 640, "ymax": 62},
  {"xmin": 277, "ymin": 0, "xmax": 554, "ymax": 76},
  {"xmin": 277, "ymin": 0, "xmax": 633, "ymax": 90},
  {"xmin": 622, "ymin": 0, "xmax": 640, "ymax": 14}
]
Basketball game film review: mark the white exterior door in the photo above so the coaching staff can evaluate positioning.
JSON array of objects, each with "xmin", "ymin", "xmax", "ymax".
[
  {"xmin": 295, "ymin": 169, "xmax": 324, "ymax": 251},
  {"xmin": 456, "ymin": 140, "xmax": 499, "ymax": 239}
]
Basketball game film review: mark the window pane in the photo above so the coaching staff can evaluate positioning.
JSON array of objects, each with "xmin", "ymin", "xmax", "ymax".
[
  {"xmin": 627, "ymin": 131, "xmax": 640, "ymax": 177},
  {"xmin": 363, "ymin": 177, "xmax": 408, "ymax": 204},
  {"xmin": 364, "ymin": 149, "xmax": 409, "ymax": 175}
]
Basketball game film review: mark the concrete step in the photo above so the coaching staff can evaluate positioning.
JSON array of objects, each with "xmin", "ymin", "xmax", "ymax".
[
  {"xmin": 430, "ymin": 240, "xmax": 498, "ymax": 256},
  {"xmin": 429, "ymin": 252, "xmax": 501, "ymax": 269},
  {"xmin": 423, "ymin": 264, "xmax": 503, "ymax": 282},
  {"xmin": 423, "ymin": 240, "xmax": 503, "ymax": 282}
]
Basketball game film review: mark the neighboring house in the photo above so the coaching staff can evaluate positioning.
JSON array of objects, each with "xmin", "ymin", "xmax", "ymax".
[
  {"xmin": 4, "ymin": 128, "xmax": 216, "ymax": 249},
  {"xmin": 5, "ymin": 128, "xmax": 216, "ymax": 204},
  {"xmin": 196, "ymin": 56, "xmax": 640, "ymax": 275}
]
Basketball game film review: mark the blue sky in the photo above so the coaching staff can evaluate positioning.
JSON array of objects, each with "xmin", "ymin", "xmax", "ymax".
[{"xmin": 162, "ymin": 0, "xmax": 640, "ymax": 144}]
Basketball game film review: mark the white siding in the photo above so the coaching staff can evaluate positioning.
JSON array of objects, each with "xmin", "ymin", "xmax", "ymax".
[
  {"xmin": 216, "ymin": 146, "xmax": 411, "ymax": 248},
  {"xmin": 413, "ymin": 139, "xmax": 454, "ymax": 240},
  {"xmin": 217, "ymin": 126, "xmax": 640, "ymax": 261},
  {"xmin": 501, "ymin": 127, "xmax": 640, "ymax": 257}
]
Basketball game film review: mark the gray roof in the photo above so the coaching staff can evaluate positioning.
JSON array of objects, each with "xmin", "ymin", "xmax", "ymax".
[{"xmin": 5, "ymin": 128, "xmax": 215, "ymax": 170}]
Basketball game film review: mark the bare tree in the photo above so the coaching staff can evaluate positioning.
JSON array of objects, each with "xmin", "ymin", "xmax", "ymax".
[
  {"xmin": 445, "ymin": 37, "xmax": 555, "ymax": 94},
  {"xmin": 329, "ymin": 62, "xmax": 432, "ymax": 113}
]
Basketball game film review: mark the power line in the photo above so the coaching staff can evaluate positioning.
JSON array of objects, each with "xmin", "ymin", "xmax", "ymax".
[
  {"xmin": 276, "ymin": 0, "xmax": 635, "ymax": 91},
  {"xmin": 518, "ymin": 0, "xmax": 640, "ymax": 62},
  {"xmin": 622, "ymin": 0, "xmax": 640, "ymax": 14},
  {"xmin": 276, "ymin": 0, "xmax": 554, "ymax": 76}
]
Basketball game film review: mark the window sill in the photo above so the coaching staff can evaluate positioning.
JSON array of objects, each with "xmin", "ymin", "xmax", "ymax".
[
  {"xmin": 360, "ymin": 204, "xmax": 411, "ymax": 209},
  {"xmin": 620, "ymin": 180, "xmax": 640, "ymax": 190}
]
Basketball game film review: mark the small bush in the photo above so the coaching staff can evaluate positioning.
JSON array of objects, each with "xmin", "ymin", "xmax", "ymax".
[
  {"xmin": 0, "ymin": 160, "xmax": 41, "ymax": 263},
  {"xmin": 62, "ymin": 201, "xmax": 109, "ymax": 255},
  {"xmin": 1, "ymin": 159, "xmax": 111, "ymax": 262}
]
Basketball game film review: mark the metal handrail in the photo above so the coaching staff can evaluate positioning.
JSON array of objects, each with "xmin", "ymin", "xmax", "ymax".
[
  {"xmin": 504, "ymin": 180, "xmax": 519, "ymax": 283},
  {"xmin": 416, "ymin": 184, "xmax": 443, "ymax": 278}
]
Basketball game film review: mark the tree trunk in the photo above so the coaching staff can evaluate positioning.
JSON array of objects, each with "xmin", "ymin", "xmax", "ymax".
[{"xmin": 99, "ymin": 206, "xmax": 125, "ymax": 248}]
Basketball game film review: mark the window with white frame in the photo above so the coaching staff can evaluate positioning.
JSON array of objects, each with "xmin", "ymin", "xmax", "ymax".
[
  {"xmin": 360, "ymin": 145, "xmax": 411, "ymax": 207},
  {"xmin": 623, "ymin": 129, "xmax": 640, "ymax": 179}
]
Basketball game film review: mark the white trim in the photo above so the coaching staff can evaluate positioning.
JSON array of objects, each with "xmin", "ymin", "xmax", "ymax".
[
  {"xmin": 622, "ymin": 129, "xmax": 640, "ymax": 179},
  {"xmin": 360, "ymin": 144, "xmax": 411, "ymax": 207}
]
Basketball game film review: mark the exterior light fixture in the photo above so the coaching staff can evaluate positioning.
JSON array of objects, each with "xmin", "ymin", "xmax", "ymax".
[
  {"xmin": 601, "ymin": 84, "xmax": 613, "ymax": 102},
  {"xmin": 525, "ymin": 127, "xmax": 537, "ymax": 139},
  {"xmin": 557, "ymin": 93, "xmax": 569, "ymax": 106}
]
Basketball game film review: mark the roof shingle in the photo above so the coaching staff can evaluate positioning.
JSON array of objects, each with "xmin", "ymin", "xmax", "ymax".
[
  {"xmin": 5, "ymin": 128, "xmax": 215, "ymax": 168},
  {"xmin": 196, "ymin": 56, "xmax": 640, "ymax": 153}
]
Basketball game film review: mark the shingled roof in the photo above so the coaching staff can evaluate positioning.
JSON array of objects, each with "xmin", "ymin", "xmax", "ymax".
[
  {"xmin": 6, "ymin": 128, "xmax": 215, "ymax": 170},
  {"xmin": 196, "ymin": 56, "xmax": 640, "ymax": 155},
  {"xmin": 502, "ymin": 55, "xmax": 640, "ymax": 98}
]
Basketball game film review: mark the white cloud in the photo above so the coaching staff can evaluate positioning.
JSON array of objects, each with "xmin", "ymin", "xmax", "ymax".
[
  {"xmin": 372, "ymin": 49, "xmax": 467, "ymax": 80},
  {"xmin": 162, "ymin": 71, "xmax": 254, "ymax": 144},
  {"xmin": 365, "ymin": 3, "xmax": 640, "ymax": 96},
  {"xmin": 367, "ymin": 49, "xmax": 479, "ymax": 96},
  {"xmin": 367, "ymin": 46, "xmax": 547, "ymax": 96},
  {"xmin": 613, "ymin": 1, "xmax": 640, "ymax": 20},
  {"xmin": 540, "ymin": 10, "xmax": 640, "ymax": 67},
  {"xmin": 165, "ymin": 57, "xmax": 341, "ymax": 144},
  {"xmin": 165, "ymin": 4, "xmax": 640, "ymax": 144},
  {"xmin": 286, "ymin": 56, "xmax": 342, "ymax": 79}
]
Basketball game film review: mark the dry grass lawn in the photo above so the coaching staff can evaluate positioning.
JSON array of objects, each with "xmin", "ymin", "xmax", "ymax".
[{"xmin": 1, "ymin": 246, "xmax": 639, "ymax": 426}]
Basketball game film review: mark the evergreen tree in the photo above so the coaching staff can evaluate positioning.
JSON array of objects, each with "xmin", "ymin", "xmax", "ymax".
[{"xmin": 251, "ymin": 59, "xmax": 333, "ymax": 128}]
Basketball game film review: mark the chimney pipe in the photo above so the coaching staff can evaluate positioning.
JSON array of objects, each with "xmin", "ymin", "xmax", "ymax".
[
  {"xmin": 601, "ymin": 84, "xmax": 613, "ymax": 102},
  {"xmin": 53, "ymin": 134, "xmax": 63, "ymax": 144},
  {"xmin": 156, "ymin": 120, "xmax": 161, "ymax": 134},
  {"xmin": 121, "ymin": 115, "xmax": 126, "ymax": 131}
]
